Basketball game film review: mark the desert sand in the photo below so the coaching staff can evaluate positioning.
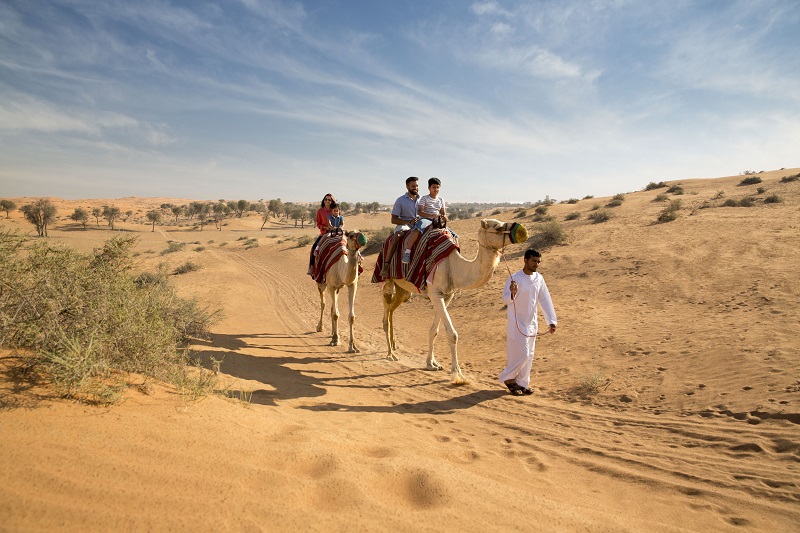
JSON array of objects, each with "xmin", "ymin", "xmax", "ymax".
[{"xmin": 1, "ymin": 169, "xmax": 798, "ymax": 531}]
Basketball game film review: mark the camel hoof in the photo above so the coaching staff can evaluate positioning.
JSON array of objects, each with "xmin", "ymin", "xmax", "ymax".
[
  {"xmin": 426, "ymin": 363, "xmax": 443, "ymax": 371},
  {"xmin": 387, "ymin": 354, "xmax": 399, "ymax": 362},
  {"xmin": 316, "ymin": 325, "xmax": 323, "ymax": 333},
  {"xmin": 348, "ymin": 346, "xmax": 360, "ymax": 354},
  {"xmin": 451, "ymin": 372, "xmax": 467, "ymax": 385},
  {"xmin": 330, "ymin": 339, "xmax": 339, "ymax": 346}
]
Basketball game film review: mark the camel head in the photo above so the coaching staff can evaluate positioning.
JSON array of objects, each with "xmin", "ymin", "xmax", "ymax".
[
  {"xmin": 345, "ymin": 230, "xmax": 367, "ymax": 251},
  {"xmin": 478, "ymin": 219, "xmax": 528, "ymax": 250}
]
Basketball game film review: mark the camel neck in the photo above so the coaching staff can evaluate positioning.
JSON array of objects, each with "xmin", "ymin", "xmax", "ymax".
[{"xmin": 454, "ymin": 243, "xmax": 502, "ymax": 290}]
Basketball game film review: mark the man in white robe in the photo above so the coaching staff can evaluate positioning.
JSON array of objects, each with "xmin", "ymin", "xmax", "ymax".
[{"xmin": 499, "ymin": 248, "xmax": 557, "ymax": 395}]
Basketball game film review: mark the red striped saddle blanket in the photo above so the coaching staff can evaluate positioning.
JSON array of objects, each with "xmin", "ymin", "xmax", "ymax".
[
  {"xmin": 312, "ymin": 234, "xmax": 362, "ymax": 283},
  {"xmin": 371, "ymin": 228, "xmax": 459, "ymax": 292}
]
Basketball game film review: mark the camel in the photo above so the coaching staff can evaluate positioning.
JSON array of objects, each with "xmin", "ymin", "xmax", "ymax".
[
  {"xmin": 315, "ymin": 230, "xmax": 367, "ymax": 353},
  {"xmin": 381, "ymin": 219, "xmax": 527, "ymax": 384}
]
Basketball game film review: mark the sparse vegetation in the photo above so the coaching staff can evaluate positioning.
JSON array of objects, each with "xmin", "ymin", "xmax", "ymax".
[
  {"xmin": 713, "ymin": 190, "xmax": 725, "ymax": 200},
  {"xmin": 527, "ymin": 221, "xmax": 565, "ymax": 249},
  {"xmin": 362, "ymin": 227, "xmax": 393, "ymax": 256},
  {"xmin": 0, "ymin": 232, "xmax": 219, "ymax": 404},
  {"xmin": 764, "ymin": 194, "xmax": 782, "ymax": 204},
  {"xmin": 779, "ymin": 174, "xmax": 799, "ymax": 183},
  {"xmin": 739, "ymin": 176, "xmax": 762, "ymax": 186},
  {"xmin": 173, "ymin": 261, "xmax": 201, "ymax": 275},
  {"xmin": 653, "ymin": 194, "xmax": 668, "ymax": 202},
  {"xmin": 606, "ymin": 194, "xmax": 624, "ymax": 208},
  {"xmin": 566, "ymin": 198, "xmax": 580, "ymax": 204},
  {"xmin": 296, "ymin": 235, "xmax": 313, "ymax": 247},
  {"xmin": 723, "ymin": 197, "xmax": 756, "ymax": 208},
  {"xmin": 588, "ymin": 209, "xmax": 612, "ymax": 223},
  {"xmin": 666, "ymin": 185, "xmax": 684, "ymax": 195},
  {"xmin": 644, "ymin": 181, "xmax": 668, "ymax": 191},
  {"xmin": 657, "ymin": 199, "xmax": 682, "ymax": 223},
  {"xmin": 161, "ymin": 242, "xmax": 186, "ymax": 255},
  {"xmin": 574, "ymin": 371, "xmax": 607, "ymax": 397},
  {"xmin": 21, "ymin": 199, "xmax": 57, "ymax": 237},
  {"xmin": 565, "ymin": 211, "xmax": 581, "ymax": 221}
]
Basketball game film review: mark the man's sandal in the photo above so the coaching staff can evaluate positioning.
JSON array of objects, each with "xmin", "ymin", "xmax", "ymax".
[{"xmin": 505, "ymin": 382, "xmax": 523, "ymax": 396}]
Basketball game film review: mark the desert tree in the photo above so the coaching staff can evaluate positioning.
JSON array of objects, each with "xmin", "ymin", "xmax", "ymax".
[
  {"xmin": 21, "ymin": 199, "xmax": 57, "ymax": 237},
  {"xmin": 0, "ymin": 199, "xmax": 16, "ymax": 218},
  {"xmin": 70, "ymin": 207, "xmax": 90, "ymax": 229},
  {"xmin": 339, "ymin": 201, "xmax": 351, "ymax": 213},
  {"xmin": 212, "ymin": 202, "xmax": 230, "ymax": 230},
  {"xmin": 146, "ymin": 210, "xmax": 162, "ymax": 232},
  {"xmin": 121, "ymin": 210, "xmax": 133, "ymax": 222},
  {"xmin": 197, "ymin": 203, "xmax": 211, "ymax": 231},
  {"xmin": 102, "ymin": 205, "xmax": 121, "ymax": 230},
  {"xmin": 260, "ymin": 209, "xmax": 270, "ymax": 230},
  {"xmin": 91, "ymin": 207, "xmax": 102, "ymax": 226},
  {"xmin": 268, "ymin": 198, "xmax": 283, "ymax": 219},
  {"xmin": 171, "ymin": 206, "xmax": 183, "ymax": 223},
  {"xmin": 227, "ymin": 199, "xmax": 250, "ymax": 218}
]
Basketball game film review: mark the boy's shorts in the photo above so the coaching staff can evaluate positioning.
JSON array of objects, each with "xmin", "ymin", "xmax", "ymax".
[{"xmin": 413, "ymin": 218, "xmax": 434, "ymax": 232}]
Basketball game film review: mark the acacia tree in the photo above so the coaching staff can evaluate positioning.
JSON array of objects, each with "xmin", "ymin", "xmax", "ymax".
[
  {"xmin": 102, "ymin": 205, "xmax": 121, "ymax": 230},
  {"xmin": 21, "ymin": 199, "xmax": 57, "ymax": 237},
  {"xmin": 121, "ymin": 210, "xmax": 133, "ymax": 222},
  {"xmin": 70, "ymin": 207, "xmax": 89, "ymax": 229},
  {"xmin": 91, "ymin": 207, "xmax": 102, "ymax": 226},
  {"xmin": 268, "ymin": 199, "xmax": 283, "ymax": 219},
  {"xmin": 146, "ymin": 210, "xmax": 162, "ymax": 232},
  {"xmin": 0, "ymin": 199, "xmax": 16, "ymax": 218},
  {"xmin": 171, "ymin": 206, "xmax": 183, "ymax": 223}
]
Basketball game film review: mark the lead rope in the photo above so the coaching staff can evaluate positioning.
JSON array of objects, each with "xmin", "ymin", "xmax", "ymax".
[{"xmin": 499, "ymin": 239, "xmax": 550, "ymax": 339}]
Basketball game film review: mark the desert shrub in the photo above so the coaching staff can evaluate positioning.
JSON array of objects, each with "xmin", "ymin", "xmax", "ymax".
[
  {"xmin": 574, "ymin": 371, "xmax": 606, "ymax": 397},
  {"xmin": 756, "ymin": 187, "xmax": 766, "ymax": 194},
  {"xmin": 219, "ymin": 241, "xmax": 228, "ymax": 246},
  {"xmin": 534, "ymin": 205, "xmax": 549, "ymax": 216},
  {"xmin": 242, "ymin": 238, "xmax": 259, "ymax": 250},
  {"xmin": 739, "ymin": 176, "xmax": 762, "ymax": 186},
  {"xmin": 173, "ymin": 261, "xmax": 201, "ymax": 275},
  {"xmin": 666, "ymin": 185, "xmax": 684, "ymax": 195},
  {"xmin": 606, "ymin": 198, "xmax": 623, "ymax": 208},
  {"xmin": 0, "ymin": 232, "xmax": 219, "ymax": 403},
  {"xmin": 588, "ymin": 210, "xmax": 612, "ymax": 223},
  {"xmin": 194, "ymin": 246, "xmax": 205, "ymax": 252},
  {"xmin": 161, "ymin": 242, "xmax": 185, "ymax": 255},
  {"xmin": 590, "ymin": 203, "xmax": 601, "ymax": 211},
  {"xmin": 527, "ymin": 221, "xmax": 566, "ymax": 249},
  {"xmin": 722, "ymin": 198, "xmax": 739, "ymax": 207},
  {"xmin": 583, "ymin": 195, "xmax": 594, "ymax": 200},
  {"xmin": 491, "ymin": 209, "xmax": 502, "ymax": 215},
  {"xmin": 644, "ymin": 181, "xmax": 667, "ymax": 191},
  {"xmin": 657, "ymin": 199, "xmax": 682, "ymax": 223},
  {"xmin": 362, "ymin": 226, "xmax": 393, "ymax": 256},
  {"xmin": 779, "ymin": 174, "xmax": 799, "ymax": 183},
  {"xmin": 653, "ymin": 194, "xmax": 668, "ymax": 202},
  {"xmin": 764, "ymin": 194, "xmax": 782, "ymax": 204},
  {"xmin": 514, "ymin": 209, "xmax": 528, "ymax": 219},
  {"xmin": 566, "ymin": 198, "xmax": 580, "ymax": 204},
  {"xmin": 739, "ymin": 197, "xmax": 755, "ymax": 207},
  {"xmin": 565, "ymin": 211, "xmax": 581, "ymax": 221},
  {"xmin": 207, "ymin": 240, "xmax": 215, "ymax": 244},
  {"xmin": 712, "ymin": 190, "xmax": 725, "ymax": 200},
  {"xmin": 296, "ymin": 235, "xmax": 313, "ymax": 247}
]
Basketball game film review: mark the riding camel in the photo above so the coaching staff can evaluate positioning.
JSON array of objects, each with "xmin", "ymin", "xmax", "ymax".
[
  {"xmin": 313, "ymin": 230, "xmax": 367, "ymax": 353},
  {"xmin": 380, "ymin": 219, "xmax": 527, "ymax": 383}
]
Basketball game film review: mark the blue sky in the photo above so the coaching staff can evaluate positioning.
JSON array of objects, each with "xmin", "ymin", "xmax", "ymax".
[{"xmin": 1, "ymin": 0, "xmax": 798, "ymax": 204}]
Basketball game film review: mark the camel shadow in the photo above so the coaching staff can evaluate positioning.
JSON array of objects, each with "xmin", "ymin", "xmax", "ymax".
[
  {"xmin": 298, "ymin": 388, "xmax": 506, "ymax": 415},
  {"xmin": 192, "ymin": 332, "xmax": 417, "ymax": 406}
]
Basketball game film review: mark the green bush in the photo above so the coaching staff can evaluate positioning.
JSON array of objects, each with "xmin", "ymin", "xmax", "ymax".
[
  {"xmin": 161, "ymin": 241, "xmax": 185, "ymax": 255},
  {"xmin": 588, "ymin": 210, "xmax": 612, "ymax": 223},
  {"xmin": 362, "ymin": 227, "xmax": 393, "ymax": 256},
  {"xmin": 764, "ymin": 194, "xmax": 782, "ymax": 204},
  {"xmin": 0, "ymin": 232, "xmax": 219, "ymax": 403},
  {"xmin": 780, "ymin": 174, "xmax": 799, "ymax": 183},
  {"xmin": 174, "ymin": 261, "xmax": 201, "ymax": 275},
  {"xmin": 566, "ymin": 198, "xmax": 580, "ymax": 204},
  {"xmin": 565, "ymin": 211, "xmax": 581, "ymax": 221},
  {"xmin": 527, "ymin": 221, "xmax": 566, "ymax": 249},
  {"xmin": 296, "ymin": 235, "xmax": 313, "ymax": 247},
  {"xmin": 666, "ymin": 185, "xmax": 684, "ymax": 195},
  {"xmin": 644, "ymin": 181, "xmax": 667, "ymax": 191},
  {"xmin": 739, "ymin": 176, "xmax": 762, "ymax": 186},
  {"xmin": 657, "ymin": 199, "xmax": 682, "ymax": 223}
]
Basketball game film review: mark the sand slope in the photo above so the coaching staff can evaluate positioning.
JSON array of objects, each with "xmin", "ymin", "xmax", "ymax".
[{"xmin": 1, "ymin": 169, "xmax": 799, "ymax": 531}]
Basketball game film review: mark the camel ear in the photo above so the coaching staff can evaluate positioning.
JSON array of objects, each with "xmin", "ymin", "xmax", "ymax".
[{"xmin": 481, "ymin": 219, "xmax": 487, "ymax": 229}]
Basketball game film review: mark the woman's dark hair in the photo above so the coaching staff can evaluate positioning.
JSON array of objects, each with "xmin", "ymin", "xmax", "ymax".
[
  {"xmin": 320, "ymin": 193, "xmax": 336, "ymax": 208},
  {"xmin": 428, "ymin": 177, "xmax": 441, "ymax": 187},
  {"xmin": 329, "ymin": 202, "xmax": 339, "ymax": 210}
]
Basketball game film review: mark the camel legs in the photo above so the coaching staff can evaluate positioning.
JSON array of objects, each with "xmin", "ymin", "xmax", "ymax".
[
  {"xmin": 346, "ymin": 281, "xmax": 359, "ymax": 353},
  {"xmin": 381, "ymin": 280, "xmax": 410, "ymax": 361},
  {"xmin": 329, "ymin": 286, "xmax": 340, "ymax": 346},
  {"xmin": 316, "ymin": 283, "xmax": 326, "ymax": 332},
  {"xmin": 428, "ymin": 293, "xmax": 465, "ymax": 384}
]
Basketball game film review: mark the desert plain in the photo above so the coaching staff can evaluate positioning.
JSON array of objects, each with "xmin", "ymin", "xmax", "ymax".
[{"xmin": 1, "ymin": 168, "xmax": 799, "ymax": 532}]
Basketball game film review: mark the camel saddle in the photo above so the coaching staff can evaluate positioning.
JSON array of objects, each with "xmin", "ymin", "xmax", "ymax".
[
  {"xmin": 371, "ymin": 228, "xmax": 459, "ymax": 291},
  {"xmin": 311, "ymin": 233, "xmax": 363, "ymax": 284}
]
